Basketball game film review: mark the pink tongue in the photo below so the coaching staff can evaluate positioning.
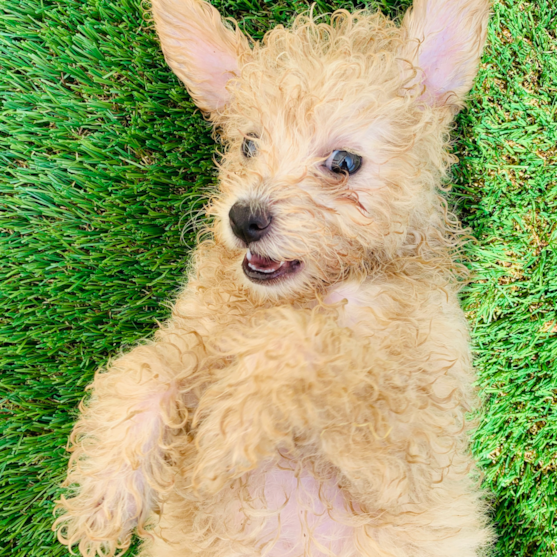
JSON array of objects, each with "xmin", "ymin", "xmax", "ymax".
[{"xmin": 251, "ymin": 253, "xmax": 281, "ymax": 272}]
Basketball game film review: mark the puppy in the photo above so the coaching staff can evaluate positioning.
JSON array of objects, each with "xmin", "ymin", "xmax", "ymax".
[{"xmin": 55, "ymin": 1, "xmax": 493, "ymax": 555}]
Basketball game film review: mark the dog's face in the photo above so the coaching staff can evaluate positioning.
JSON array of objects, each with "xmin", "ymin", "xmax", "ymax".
[{"xmin": 153, "ymin": 0, "xmax": 489, "ymax": 300}]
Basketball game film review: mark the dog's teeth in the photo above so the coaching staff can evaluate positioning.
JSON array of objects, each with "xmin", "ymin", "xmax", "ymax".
[
  {"xmin": 248, "ymin": 263, "xmax": 275, "ymax": 273},
  {"xmin": 246, "ymin": 253, "xmax": 285, "ymax": 274}
]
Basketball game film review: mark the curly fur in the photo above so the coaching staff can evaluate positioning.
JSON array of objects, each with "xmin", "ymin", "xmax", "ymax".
[{"xmin": 54, "ymin": 1, "xmax": 493, "ymax": 556}]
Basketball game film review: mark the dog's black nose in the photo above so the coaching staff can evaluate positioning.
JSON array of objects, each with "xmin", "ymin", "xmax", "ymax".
[{"xmin": 229, "ymin": 202, "xmax": 272, "ymax": 244}]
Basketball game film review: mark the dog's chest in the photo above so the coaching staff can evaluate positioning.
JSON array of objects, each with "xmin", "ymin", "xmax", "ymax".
[{"xmin": 239, "ymin": 460, "xmax": 355, "ymax": 557}]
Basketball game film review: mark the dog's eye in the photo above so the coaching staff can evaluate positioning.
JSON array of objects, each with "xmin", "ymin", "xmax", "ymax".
[
  {"xmin": 242, "ymin": 134, "xmax": 258, "ymax": 158},
  {"xmin": 325, "ymin": 150, "xmax": 362, "ymax": 175}
]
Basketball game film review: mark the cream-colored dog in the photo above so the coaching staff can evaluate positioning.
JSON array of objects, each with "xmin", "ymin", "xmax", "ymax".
[{"xmin": 54, "ymin": 1, "xmax": 493, "ymax": 555}]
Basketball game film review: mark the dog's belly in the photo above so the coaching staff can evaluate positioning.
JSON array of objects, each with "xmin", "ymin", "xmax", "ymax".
[{"xmin": 242, "ymin": 461, "xmax": 355, "ymax": 557}]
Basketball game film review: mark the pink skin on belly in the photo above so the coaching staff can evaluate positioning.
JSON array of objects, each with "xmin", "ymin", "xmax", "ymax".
[{"xmin": 244, "ymin": 461, "xmax": 355, "ymax": 557}]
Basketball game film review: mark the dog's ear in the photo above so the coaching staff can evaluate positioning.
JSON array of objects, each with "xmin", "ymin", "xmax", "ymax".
[
  {"xmin": 399, "ymin": 0, "xmax": 490, "ymax": 109},
  {"xmin": 152, "ymin": 0, "xmax": 250, "ymax": 113}
]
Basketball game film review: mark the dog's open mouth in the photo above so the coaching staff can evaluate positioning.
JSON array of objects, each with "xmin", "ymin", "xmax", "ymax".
[{"xmin": 242, "ymin": 249, "xmax": 302, "ymax": 284}]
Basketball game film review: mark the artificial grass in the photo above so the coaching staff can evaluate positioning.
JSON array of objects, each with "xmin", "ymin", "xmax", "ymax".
[{"xmin": 0, "ymin": 0, "xmax": 555, "ymax": 555}]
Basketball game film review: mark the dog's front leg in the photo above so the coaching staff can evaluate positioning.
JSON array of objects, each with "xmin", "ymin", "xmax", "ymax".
[
  {"xmin": 54, "ymin": 333, "xmax": 204, "ymax": 557},
  {"xmin": 189, "ymin": 306, "xmax": 388, "ymax": 493}
]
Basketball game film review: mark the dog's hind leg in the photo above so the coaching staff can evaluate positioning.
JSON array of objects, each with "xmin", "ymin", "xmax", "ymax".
[{"xmin": 350, "ymin": 482, "xmax": 492, "ymax": 557}]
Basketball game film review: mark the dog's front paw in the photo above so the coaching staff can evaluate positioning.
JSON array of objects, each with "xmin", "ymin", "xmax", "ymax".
[
  {"xmin": 191, "ymin": 416, "xmax": 275, "ymax": 495},
  {"xmin": 54, "ymin": 468, "xmax": 151, "ymax": 557},
  {"xmin": 191, "ymin": 385, "xmax": 291, "ymax": 494}
]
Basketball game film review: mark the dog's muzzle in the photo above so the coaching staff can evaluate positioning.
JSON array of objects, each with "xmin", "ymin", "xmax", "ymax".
[{"xmin": 229, "ymin": 202, "xmax": 302, "ymax": 285}]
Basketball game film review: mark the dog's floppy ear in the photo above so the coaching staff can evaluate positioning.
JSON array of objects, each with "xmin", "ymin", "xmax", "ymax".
[
  {"xmin": 152, "ymin": 0, "xmax": 250, "ymax": 113},
  {"xmin": 399, "ymin": 0, "xmax": 490, "ymax": 109}
]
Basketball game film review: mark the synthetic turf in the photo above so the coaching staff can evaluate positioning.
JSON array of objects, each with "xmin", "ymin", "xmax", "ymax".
[{"xmin": 0, "ymin": 0, "xmax": 555, "ymax": 555}]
